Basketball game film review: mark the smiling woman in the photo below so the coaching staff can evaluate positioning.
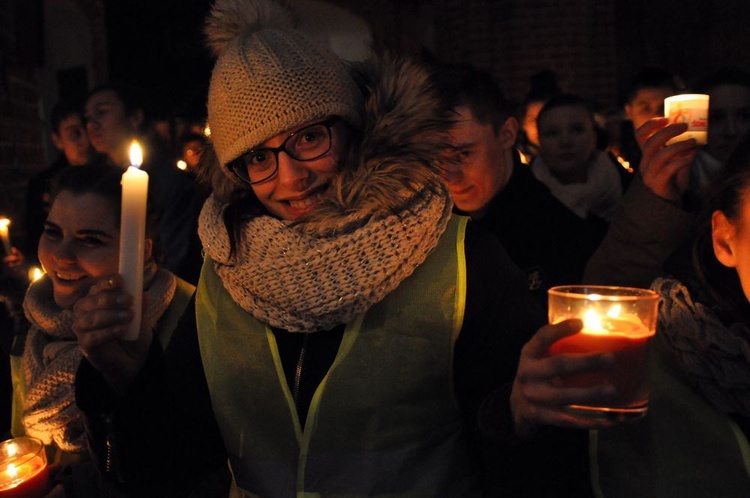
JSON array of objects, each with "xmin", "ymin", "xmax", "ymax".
[
  {"xmin": 39, "ymin": 190, "xmax": 121, "ymax": 309},
  {"xmin": 9, "ymin": 164, "xmax": 195, "ymax": 494}
]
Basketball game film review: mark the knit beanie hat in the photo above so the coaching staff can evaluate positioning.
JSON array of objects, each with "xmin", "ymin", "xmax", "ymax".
[{"xmin": 205, "ymin": 0, "xmax": 363, "ymax": 181}]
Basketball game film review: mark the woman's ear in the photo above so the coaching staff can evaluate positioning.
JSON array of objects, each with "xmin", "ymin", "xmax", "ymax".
[{"xmin": 712, "ymin": 210, "xmax": 738, "ymax": 268}]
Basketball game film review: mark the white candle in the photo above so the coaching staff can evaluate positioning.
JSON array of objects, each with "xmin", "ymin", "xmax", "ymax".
[
  {"xmin": 119, "ymin": 141, "xmax": 149, "ymax": 341},
  {"xmin": 0, "ymin": 218, "xmax": 11, "ymax": 255}
]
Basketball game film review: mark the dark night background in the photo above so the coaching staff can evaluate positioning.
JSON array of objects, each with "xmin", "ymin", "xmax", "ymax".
[{"xmin": 104, "ymin": 0, "xmax": 214, "ymax": 120}]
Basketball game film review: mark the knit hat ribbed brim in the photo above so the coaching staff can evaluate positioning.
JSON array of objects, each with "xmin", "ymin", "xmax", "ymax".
[{"xmin": 205, "ymin": 0, "xmax": 362, "ymax": 183}]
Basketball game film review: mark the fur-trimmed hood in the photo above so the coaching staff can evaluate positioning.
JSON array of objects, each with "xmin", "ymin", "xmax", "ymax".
[{"xmin": 202, "ymin": 54, "xmax": 457, "ymax": 232}]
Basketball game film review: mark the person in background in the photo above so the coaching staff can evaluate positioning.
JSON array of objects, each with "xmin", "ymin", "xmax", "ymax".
[
  {"xmin": 689, "ymin": 67, "xmax": 750, "ymax": 201},
  {"xmin": 616, "ymin": 67, "xmax": 683, "ymax": 171},
  {"xmin": 531, "ymin": 93, "xmax": 630, "ymax": 224},
  {"xmin": 178, "ymin": 132, "xmax": 207, "ymax": 172},
  {"xmin": 592, "ymin": 132, "xmax": 750, "ymax": 497},
  {"xmin": 11, "ymin": 164, "xmax": 195, "ymax": 497},
  {"xmin": 435, "ymin": 61, "xmax": 638, "ymax": 497},
  {"xmin": 434, "ymin": 62, "xmax": 610, "ymax": 308},
  {"xmin": 70, "ymin": 0, "xmax": 620, "ymax": 496},
  {"xmin": 584, "ymin": 67, "xmax": 750, "ymax": 288},
  {"xmin": 516, "ymin": 69, "xmax": 561, "ymax": 164},
  {"xmin": 25, "ymin": 99, "xmax": 96, "ymax": 264},
  {"xmin": 84, "ymin": 84, "xmax": 204, "ymax": 284}
]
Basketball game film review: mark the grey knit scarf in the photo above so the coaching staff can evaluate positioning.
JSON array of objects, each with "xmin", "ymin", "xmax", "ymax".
[
  {"xmin": 198, "ymin": 185, "xmax": 452, "ymax": 333},
  {"xmin": 22, "ymin": 268, "xmax": 176, "ymax": 452},
  {"xmin": 653, "ymin": 277, "xmax": 750, "ymax": 417}
]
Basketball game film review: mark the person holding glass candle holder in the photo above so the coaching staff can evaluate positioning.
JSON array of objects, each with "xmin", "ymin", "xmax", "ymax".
[
  {"xmin": 68, "ymin": 1, "xmax": 626, "ymax": 496},
  {"xmin": 591, "ymin": 132, "xmax": 750, "ymax": 497},
  {"xmin": 584, "ymin": 67, "xmax": 750, "ymax": 289},
  {"xmin": 10, "ymin": 164, "xmax": 194, "ymax": 497}
]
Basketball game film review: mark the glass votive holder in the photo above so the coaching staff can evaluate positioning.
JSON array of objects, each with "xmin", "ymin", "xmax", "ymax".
[
  {"xmin": 0, "ymin": 436, "xmax": 51, "ymax": 498},
  {"xmin": 547, "ymin": 285, "xmax": 659, "ymax": 422}
]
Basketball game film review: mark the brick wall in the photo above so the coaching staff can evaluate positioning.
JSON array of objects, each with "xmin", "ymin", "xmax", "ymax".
[
  {"xmin": 0, "ymin": 0, "xmax": 106, "ymax": 247},
  {"xmin": 0, "ymin": 1, "xmax": 44, "ymax": 244},
  {"xmin": 340, "ymin": 0, "xmax": 750, "ymax": 112}
]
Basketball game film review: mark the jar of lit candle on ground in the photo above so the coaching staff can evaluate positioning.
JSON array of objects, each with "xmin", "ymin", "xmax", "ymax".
[
  {"xmin": 547, "ymin": 285, "xmax": 659, "ymax": 422},
  {"xmin": 0, "ymin": 437, "xmax": 51, "ymax": 498}
]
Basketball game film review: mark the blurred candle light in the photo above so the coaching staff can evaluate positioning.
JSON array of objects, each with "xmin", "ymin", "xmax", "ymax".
[
  {"xmin": 176, "ymin": 159, "xmax": 187, "ymax": 171},
  {"xmin": 28, "ymin": 267, "xmax": 44, "ymax": 282},
  {"xmin": 0, "ymin": 437, "xmax": 50, "ymax": 498},
  {"xmin": 0, "ymin": 218, "xmax": 11, "ymax": 255},
  {"xmin": 119, "ymin": 140, "xmax": 149, "ymax": 341},
  {"xmin": 203, "ymin": 123, "xmax": 211, "ymax": 137}
]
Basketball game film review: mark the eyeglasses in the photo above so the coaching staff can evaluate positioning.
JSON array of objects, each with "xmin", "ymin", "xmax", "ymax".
[{"xmin": 229, "ymin": 117, "xmax": 339, "ymax": 185}]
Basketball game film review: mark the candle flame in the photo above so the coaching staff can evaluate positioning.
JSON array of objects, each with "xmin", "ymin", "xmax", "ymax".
[
  {"xmin": 6, "ymin": 442, "xmax": 17, "ymax": 458},
  {"xmin": 203, "ymin": 123, "xmax": 211, "ymax": 137},
  {"xmin": 6, "ymin": 463, "xmax": 17, "ymax": 478},
  {"xmin": 129, "ymin": 141, "xmax": 143, "ymax": 168},
  {"xmin": 607, "ymin": 304, "xmax": 622, "ymax": 318},
  {"xmin": 176, "ymin": 160, "xmax": 187, "ymax": 171},
  {"xmin": 0, "ymin": 218, "xmax": 9, "ymax": 229},
  {"xmin": 583, "ymin": 309, "xmax": 607, "ymax": 335}
]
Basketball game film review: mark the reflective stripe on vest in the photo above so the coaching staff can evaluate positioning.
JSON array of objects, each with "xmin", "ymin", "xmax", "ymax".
[
  {"xmin": 591, "ymin": 346, "xmax": 750, "ymax": 498},
  {"xmin": 196, "ymin": 215, "xmax": 480, "ymax": 497}
]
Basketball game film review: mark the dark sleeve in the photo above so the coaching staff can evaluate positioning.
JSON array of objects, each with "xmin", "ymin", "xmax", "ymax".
[
  {"xmin": 76, "ymin": 295, "xmax": 229, "ymax": 496},
  {"xmin": 583, "ymin": 177, "xmax": 696, "ymax": 287},
  {"xmin": 455, "ymin": 222, "xmax": 595, "ymax": 498},
  {"xmin": 453, "ymin": 220, "xmax": 546, "ymax": 438}
]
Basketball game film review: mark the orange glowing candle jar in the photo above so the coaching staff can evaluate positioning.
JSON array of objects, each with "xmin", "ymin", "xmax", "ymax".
[
  {"xmin": 547, "ymin": 286, "xmax": 659, "ymax": 421},
  {"xmin": 0, "ymin": 437, "xmax": 50, "ymax": 498}
]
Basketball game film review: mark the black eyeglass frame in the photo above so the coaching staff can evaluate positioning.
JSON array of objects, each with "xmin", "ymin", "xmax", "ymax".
[{"xmin": 228, "ymin": 117, "xmax": 340, "ymax": 186}]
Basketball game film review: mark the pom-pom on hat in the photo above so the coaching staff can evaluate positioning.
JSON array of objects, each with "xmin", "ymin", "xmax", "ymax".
[{"xmin": 205, "ymin": 0, "xmax": 362, "ymax": 181}]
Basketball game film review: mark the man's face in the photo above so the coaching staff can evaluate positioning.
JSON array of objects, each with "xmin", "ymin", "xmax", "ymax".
[
  {"xmin": 84, "ymin": 89, "xmax": 139, "ymax": 161},
  {"xmin": 441, "ymin": 106, "xmax": 516, "ymax": 219},
  {"xmin": 625, "ymin": 86, "xmax": 674, "ymax": 130},
  {"xmin": 706, "ymin": 84, "xmax": 750, "ymax": 164},
  {"xmin": 51, "ymin": 114, "xmax": 93, "ymax": 166}
]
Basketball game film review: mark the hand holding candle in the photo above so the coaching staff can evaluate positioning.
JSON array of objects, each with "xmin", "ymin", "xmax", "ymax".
[
  {"xmin": 119, "ymin": 140, "xmax": 149, "ymax": 341},
  {"xmin": 547, "ymin": 286, "xmax": 659, "ymax": 422}
]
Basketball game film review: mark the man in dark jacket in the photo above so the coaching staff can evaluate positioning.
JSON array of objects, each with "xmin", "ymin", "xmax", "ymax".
[{"xmin": 434, "ymin": 62, "xmax": 607, "ymax": 308}]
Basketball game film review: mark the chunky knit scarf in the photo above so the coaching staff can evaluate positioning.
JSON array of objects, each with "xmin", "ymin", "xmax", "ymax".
[
  {"xmin": 653, "ymin": 277, "xmax": 750, "ymax": 417},
  {"xmin": 198, "ymin": 185, "xmax": 452, "ymax": 333},
  {"xmin": 22, "ymin": 268, "xmax": 177, "ymax": 452}
]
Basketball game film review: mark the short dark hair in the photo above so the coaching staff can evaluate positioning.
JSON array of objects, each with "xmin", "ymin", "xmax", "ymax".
[
  {"xmin": 50, "ymin": 99, "xmax": 84, "ymax": 135},
  {"xmin": 696, "ymin": 66, "xmax": 750, "ymax": 94},
  {"xmin": 625, "ymin": 67, "xmax": 681, "ymax": 104},
  {"xmin": 50, "ymin": 163, "xmax": 163, "ymax": 263},
  {"xmin": 86, "ymin": 83, "xmax": 149, "ymax": 126},
  {"xmin": 536, "ymin": 93, "xmax": 597, "ymax": 129},
  {"xmin": 432, "ymin": 62, "xmax": 513, "ymax": 134}
]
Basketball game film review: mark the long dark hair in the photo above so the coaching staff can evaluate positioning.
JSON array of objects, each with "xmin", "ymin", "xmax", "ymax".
[{"xmin": 690, "ymin": 132, "xmax": 750, "ymax": 323}]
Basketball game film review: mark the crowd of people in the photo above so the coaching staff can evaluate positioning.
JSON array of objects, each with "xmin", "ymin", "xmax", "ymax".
[{"xmin": 1, "ymin": 0, "xmax": 749, "ymax": 496}]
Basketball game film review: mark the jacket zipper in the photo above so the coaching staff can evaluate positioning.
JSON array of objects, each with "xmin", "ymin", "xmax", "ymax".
[{"xmin": 292, "ymin": 334, "xmax": 309, "ymax": 408}]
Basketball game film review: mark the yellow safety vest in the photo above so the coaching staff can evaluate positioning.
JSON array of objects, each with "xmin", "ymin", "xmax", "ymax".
[
  {"xmin": 591, "ymin": 346, "xmax": 750, "ymax": 497},
  {"xmin": 196, "ymin": 215, "xmax": 481, "ymax": 497}
]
